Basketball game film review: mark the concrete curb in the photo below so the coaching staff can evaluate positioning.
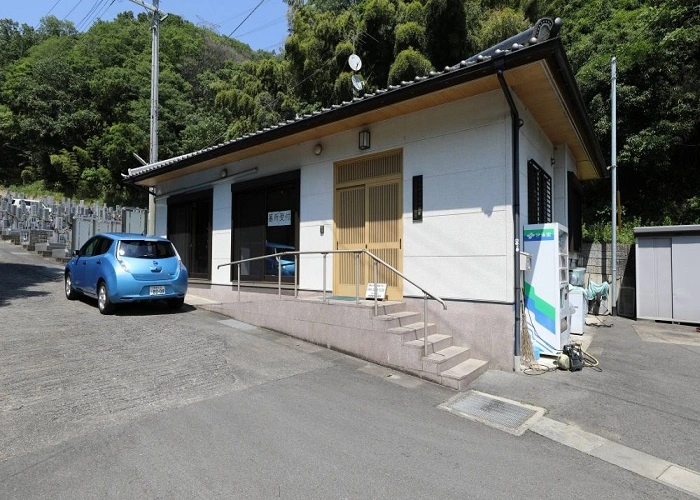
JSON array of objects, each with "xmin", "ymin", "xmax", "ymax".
[
  {"xmin": 185, "ymin": 293, "xmax": 221, "ymax": 306},
  {"xmin": 530, "ymin": 416, "xmax": 700, "ymax": 499}
]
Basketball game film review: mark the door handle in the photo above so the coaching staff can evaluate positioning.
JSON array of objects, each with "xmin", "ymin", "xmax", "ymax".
[{"xmin": 96, "ymin": 260, "xmax": 101, "ymax": 265}]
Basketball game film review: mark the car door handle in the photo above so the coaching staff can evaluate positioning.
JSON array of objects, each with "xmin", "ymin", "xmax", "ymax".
[{"xmin": 96, "ymin": 260, "xmax": 102, "ymax": 265}]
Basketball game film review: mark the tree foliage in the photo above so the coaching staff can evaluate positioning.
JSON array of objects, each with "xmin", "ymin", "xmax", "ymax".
[{"xmin": 0, "ymin": 1, "xmax": 697, "ymax": 231}]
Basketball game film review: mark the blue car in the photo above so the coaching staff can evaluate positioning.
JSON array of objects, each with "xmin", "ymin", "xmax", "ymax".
[
  {"xmin": 264, "ymin": 241, "xmax": 296, "ymax": 277},
  {"xmin": 64, "ymin": 233, "xmax": 188, "ymax": 314}
]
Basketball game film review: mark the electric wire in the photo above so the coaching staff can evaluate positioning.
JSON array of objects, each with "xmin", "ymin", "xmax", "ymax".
[
  {"xmin": 76, "ymin": 0, "xmax": 108, "ymax": 31},
  {"xmin": 63, "ymin": 0, "xmax": 87, "ymax": 22},
  {"xmin": 228, "ymin": 0, "xmax": 267, "ymax": 38},
  {"xmin": 45, "ymin": 0, "xmax": 64, "ymax": 18}
]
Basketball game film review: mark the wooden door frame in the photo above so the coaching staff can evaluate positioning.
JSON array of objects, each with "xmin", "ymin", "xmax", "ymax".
[{"xmin": 333, "ymin": 149, "xmax": 403, "ymax": 300}]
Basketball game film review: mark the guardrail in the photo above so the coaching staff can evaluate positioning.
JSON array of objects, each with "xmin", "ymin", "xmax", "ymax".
[{"xmin": 218, "ymin": 249, "xmax": 447, "ymax": 354}]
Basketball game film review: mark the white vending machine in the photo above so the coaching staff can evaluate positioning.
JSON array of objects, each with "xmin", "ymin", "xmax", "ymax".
[{"xmin": 523, "ymin": 223, "xmax": 570, "ymax": 355}]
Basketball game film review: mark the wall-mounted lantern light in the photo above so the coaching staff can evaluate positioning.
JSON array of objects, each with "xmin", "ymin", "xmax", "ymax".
[
  {"xmin": 314, "ymin": 143, "xmax": 322, "ymax": 155},
  {"xmin": 359, "ymin": 130, "xmax": 371, "ymax": 150},
  {"xmin": 220, "ymin": 168, "xmax": 228, "ymax": 178}
]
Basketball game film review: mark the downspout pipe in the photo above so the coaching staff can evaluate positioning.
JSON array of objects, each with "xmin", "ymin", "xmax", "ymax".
[{"xmin": 496, "ymin": 68, "xmax": 524, "ymax": 371}]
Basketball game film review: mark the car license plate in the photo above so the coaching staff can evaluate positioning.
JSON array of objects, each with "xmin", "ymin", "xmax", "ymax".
[{"xmin": 150, "ymin": 286, "xmax": 165, "ymax": 295}]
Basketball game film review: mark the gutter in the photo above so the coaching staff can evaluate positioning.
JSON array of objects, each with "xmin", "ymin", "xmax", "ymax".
[{"xmin": 496, "ymin": 66, "xmax": 524, "ymax": 372}]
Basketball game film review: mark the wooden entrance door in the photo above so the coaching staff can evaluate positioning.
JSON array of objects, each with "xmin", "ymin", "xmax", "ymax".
[{"xmin": 334, "ymin": 150, "xmax": 403, "ymax": 300}]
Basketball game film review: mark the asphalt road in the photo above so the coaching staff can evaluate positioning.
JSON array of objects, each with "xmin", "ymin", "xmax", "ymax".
[{"xmin": 0, "ymin": 239, "xmax": 693, "ymax": 499}]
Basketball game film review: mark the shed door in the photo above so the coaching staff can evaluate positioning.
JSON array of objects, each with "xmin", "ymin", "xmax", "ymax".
[
  {"xmin": 671, "ymin": 235, "xmax": 700, "ymax": 322},
  {"xmin": 636, "ymin": 238, "xmax": 672, "ymax": 320},
  {"xmin": 334, "ymin": 150, "xmax": 403, "ymax": 300}
]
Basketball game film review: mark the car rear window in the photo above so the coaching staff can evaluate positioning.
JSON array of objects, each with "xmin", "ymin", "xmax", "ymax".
[{"xmin": 118, "ymin": 240, "xmax": 176, "ymax": 259}]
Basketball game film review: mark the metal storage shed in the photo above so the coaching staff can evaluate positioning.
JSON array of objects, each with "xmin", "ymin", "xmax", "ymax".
[{"xmin": 635, "ymin": 225, "xmax": 700, "ymax": 324}]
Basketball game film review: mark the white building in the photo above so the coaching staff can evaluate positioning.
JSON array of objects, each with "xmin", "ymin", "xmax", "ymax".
[{"xmin": 124, "ymin": 18, "xmax": 605, "ymax": 374}]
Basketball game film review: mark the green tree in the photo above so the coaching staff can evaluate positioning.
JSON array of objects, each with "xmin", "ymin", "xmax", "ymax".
[
  {"xmin": 476, "ymin": 8, "xmax": 529, "ymax": 49},
  {"xmin": 424, "ymin": 0, "xmax": 467, "ymax": 68},
  {"xmin": 388, "ymin": 48, "xmax": 433, "ymax": 84}
]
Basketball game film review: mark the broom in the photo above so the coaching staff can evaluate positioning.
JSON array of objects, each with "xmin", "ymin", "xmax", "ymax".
[{"xmin": 520, "ymin": 279, "xmax": 535, "ymax": 365}]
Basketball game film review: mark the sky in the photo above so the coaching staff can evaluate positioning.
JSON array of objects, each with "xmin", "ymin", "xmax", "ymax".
[{"xmin": 2, "ymin": 0, "xmax": 290, "ymax": 52}]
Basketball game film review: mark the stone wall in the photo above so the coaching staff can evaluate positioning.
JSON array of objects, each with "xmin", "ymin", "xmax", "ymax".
[{"xmin": 574, "ymin": 243, "xmax": 636, "ymax": 316}]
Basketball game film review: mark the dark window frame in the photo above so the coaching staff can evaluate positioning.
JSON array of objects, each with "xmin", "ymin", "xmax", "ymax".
[
  {"xmin": 167, "ymin": 188, "xmax": 213, "ymax": 280},
  {"xmin": 527, "ymin": 159, "xmax": 552, "ymax": 224},
  {"xmin": 231, "ymin": 170, "xmax": 300, "ymax": 284}
]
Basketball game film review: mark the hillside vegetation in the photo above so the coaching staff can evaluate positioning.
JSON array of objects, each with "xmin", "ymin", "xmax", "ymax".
[{"xmin": 1, "ymin": 1, "xmax": 698, "ymax": 236}]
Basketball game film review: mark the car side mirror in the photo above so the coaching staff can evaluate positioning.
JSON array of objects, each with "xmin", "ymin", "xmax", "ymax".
[{"xmin": 73, "ymin": 250, "xmax": 80, "ymax": 256}]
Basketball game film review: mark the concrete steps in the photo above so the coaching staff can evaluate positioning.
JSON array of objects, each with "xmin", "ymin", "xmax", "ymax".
[
  {"xmin": 387, "ymin": 313, "xmax": 488, "ymax": 390},
  {"xmin": 204, "ymin": 296, "xmax": 488, "ymax": 391},
  {"xmin": 441, "ymin": 359, "xmax": 490, "ymax": 391}
]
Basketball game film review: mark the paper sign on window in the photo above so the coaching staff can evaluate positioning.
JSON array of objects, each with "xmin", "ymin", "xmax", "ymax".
[{"xmin": 267, "ymin": 210, "xmax": 292, "ymax": 226}]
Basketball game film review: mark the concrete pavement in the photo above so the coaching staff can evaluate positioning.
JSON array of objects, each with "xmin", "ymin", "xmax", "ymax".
[
  {"xmin": 189, "ymin": 284, "xmax": 700, "ymax": 498},
  {"xmin": 2, "ymin": 238, "xmax": 699, "ymax": 498},
  {"xmin": 470, "ymin": 314, "xmax": 700, "ymax": 498}
]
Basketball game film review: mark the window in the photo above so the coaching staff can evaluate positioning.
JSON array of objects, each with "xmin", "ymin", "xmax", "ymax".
[
  {"xmin": 118, "ymin": 240, "xmax": 176, "ymax": 259},
  {"xmin": 167, "ymin": 190, "xmax": 212, "ymax": 279},
  {"xmin": 528, "ymin": 159, "xmax": 552, "ymax": 224},
  {"xmin": 79, "ymin": 236, "xmax": 112, "ymax": 257},
  {"xmin": 231, "ymin": 171, "xmax": 299, "ymax": 283}
]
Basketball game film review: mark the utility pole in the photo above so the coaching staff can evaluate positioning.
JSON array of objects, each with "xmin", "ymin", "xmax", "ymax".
[
  {"xmin": 611, "ymin": 56, "xmax": 617, "ymax": 316},
  {"xmin": 128, "ymin": 0, "xmax": 167, "ymax": 235}
]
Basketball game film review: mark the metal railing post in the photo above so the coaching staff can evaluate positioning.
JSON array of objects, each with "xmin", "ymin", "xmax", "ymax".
[
  {"xmin": 216, "ymin": 250, "xmax": 447, "ymax": 317},
  {"xmin": 424, "ymin": 292, "xmax": 428, "ymax": 355},
  {"xmin": 355, "ymin": 252, "xmax": 360, "ymax": 305},
  {"xmin": 323, "ymin": 253, "xmax": 327, "ymax": 303},
  {"xmin": 294, "ymin": 254, "xmax": 298, "ymax": 298},
  {"xmin": 277, "ymin": 256, "xmax": 282, "ymax": 298},
  {"xmin": 373, "ymin": 260, "xmax": 378, "ymax": 316}
]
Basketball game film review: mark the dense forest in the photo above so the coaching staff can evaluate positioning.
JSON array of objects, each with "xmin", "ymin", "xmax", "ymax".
[{"xmin": 0, "ymin": 0, "xmax": 698, "ymax": 240}]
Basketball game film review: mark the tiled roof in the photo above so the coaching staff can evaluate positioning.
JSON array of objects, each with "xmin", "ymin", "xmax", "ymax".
[{"xmin": 125, "ymin": 18, "xmax": 562, "ymax": 181}]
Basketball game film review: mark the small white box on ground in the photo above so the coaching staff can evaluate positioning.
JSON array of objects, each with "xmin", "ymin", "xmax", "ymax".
[{"xmin": 570, "ymin": 289, "xmax": 586, "ymax": 335}]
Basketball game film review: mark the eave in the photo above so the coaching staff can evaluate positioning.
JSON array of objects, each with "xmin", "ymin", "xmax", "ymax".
[{"xmin": 126, "ymin": 38, "xmax": 606, "ymax": 188}]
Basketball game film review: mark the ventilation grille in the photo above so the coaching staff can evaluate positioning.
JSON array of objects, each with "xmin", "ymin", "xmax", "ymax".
[{"xmin": 336, "ymin": 151, "xmax": 401, "ymax": 184}]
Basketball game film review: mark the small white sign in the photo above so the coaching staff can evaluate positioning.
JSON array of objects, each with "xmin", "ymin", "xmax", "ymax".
[
  {"xmin": 365, "ymin": 283, "xmax": 387, "ymax": 300},
  {"xmin": 267, "ymin": 210, "xmax": 292, "ymax": 227}
]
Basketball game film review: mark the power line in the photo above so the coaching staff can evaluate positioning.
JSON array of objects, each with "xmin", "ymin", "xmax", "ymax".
[
  {"xmin": 63, "ymin": 0, "xmax": 87, "ymax": 22},
  {"xmin": 79, "ymin": 0, "xmax": 118, "ymax": 30},
  {"xmin": 94, "ymin": 0, "xmax": 118, "ymax": 22},
  {"xmin": 76, "ymin": 0, "xmax": 108, "ymax": 31},
  {"xmin": 45, "ymin": 0, "xmax": 64, "ymax": 18},
  {"xmin": 235, "ymin": 15, "xmax": 286, "ymax": 41},
  {"xmin": 228, "ymin": 0, "xmax": 267, "ymax": 38}
]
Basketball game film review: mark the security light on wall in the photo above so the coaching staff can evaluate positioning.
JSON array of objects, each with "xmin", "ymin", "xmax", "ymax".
[
  {"xmin": 359, "ymin": 130, "xmax": 370, "ymax": 150},
  {"xmin": 220, "ymin": 168, "xmax": 228, "ymax": 178}
]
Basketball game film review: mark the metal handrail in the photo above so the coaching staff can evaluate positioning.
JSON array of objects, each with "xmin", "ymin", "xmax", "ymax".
[{"xmin": 217, "ymin": 249, "xmax": 447, "ymax": 354}]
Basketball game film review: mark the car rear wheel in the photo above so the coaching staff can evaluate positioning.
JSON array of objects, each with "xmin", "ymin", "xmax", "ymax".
[
  {"xmin": 167, "ymin": 297, "xmax": 185, "ymax": 310},
  {"xmin": 97, "ymin": 282, "xmax": 116, "ymax": 315},
  {"xmin": 64, "ymin": 273, "xmax": 78, "ymax": 300}
]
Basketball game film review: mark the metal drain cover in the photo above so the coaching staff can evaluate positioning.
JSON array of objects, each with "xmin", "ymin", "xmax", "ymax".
[{"xmin": 439, "ymin": 390, "xmax": 544, "ymax": 435}]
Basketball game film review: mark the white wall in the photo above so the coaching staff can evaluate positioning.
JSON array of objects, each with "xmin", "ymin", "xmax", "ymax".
[
  {"xmin": 517, "ymin": 94, "xmax": 573, "ymax": 233},
  {"xmin": 400, "ymin": 91, "xmax": 512, "ymax": 302},
  {"xmin": 211, "ymin": 182, "xmax": 232, "ymax": 283},
  {"xmin": 553, "ymin": 144, "xmax": 576, "ymax": 226}
]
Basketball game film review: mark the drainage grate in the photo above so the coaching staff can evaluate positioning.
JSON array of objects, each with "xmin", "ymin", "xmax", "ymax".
[{"xmin": 440, "ymin": 390, "xmax": 544, "ymax": 436}]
